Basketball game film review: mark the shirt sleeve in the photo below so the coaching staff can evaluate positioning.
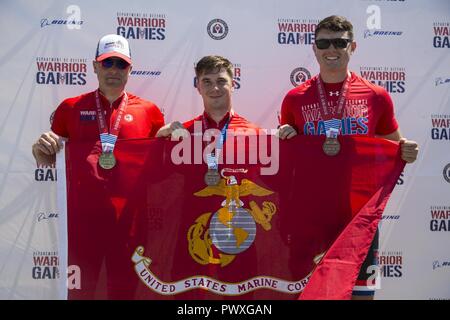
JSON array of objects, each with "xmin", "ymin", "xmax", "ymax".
[
  {"xmin": 148, "ymin": 104, "xmax": 165, "ymax": 138},
  {"xmin": 280, "ymin": 91, "xmax": 298, "ymax": 131},
  {"xmin": 374, "ymin": 88, "xmax": 399, "ymax": 135},
  {"xmin": 50, "ymin": 100, "xmax": 70, "ymax": 138}
]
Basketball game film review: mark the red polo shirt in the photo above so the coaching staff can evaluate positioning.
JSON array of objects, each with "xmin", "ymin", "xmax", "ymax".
[{"xmin": 51, "ymin": 90, "xmax": 164, "ymax": 141}]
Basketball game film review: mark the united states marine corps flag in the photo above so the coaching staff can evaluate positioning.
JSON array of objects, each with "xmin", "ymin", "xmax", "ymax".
[{"xmin": 57, "ymin": 135, "xmax": 404, "ymax": 300}]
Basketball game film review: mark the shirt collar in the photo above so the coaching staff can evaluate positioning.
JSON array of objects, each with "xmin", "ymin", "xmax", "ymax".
[
  {"xmin": 203, "ymin": 110, "xmax": 234, "ymax": 129},
  {"xmin": 97, "ymin": 89, "xmax": 126, "ymax": 109}
]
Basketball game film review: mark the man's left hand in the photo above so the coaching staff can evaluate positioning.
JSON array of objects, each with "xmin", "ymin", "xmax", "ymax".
[{"xmin": 399, "ymin": 138, "xmax": 419, "ymax": 163}]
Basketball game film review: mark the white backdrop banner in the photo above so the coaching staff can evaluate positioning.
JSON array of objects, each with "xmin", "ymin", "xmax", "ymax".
[{"xmin": 0, "ymin": 0, "xmax": 449, "ymax": 299}]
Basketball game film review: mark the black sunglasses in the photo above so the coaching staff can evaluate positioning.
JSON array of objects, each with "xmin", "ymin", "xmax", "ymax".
[
  {"xmin": 315, "ymin": 38, "xmax": 353, "ymax": 50},
  {"xmin": 100, "ymin": 58, "xmax": 130, "ymax": 70}
]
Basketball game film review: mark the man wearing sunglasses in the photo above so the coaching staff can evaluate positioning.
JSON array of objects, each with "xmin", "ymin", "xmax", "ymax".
[
  {"xmin": 32, "ymin": 34, "xmax": 164, "ymax": 166},
  {"xmin": 30, "ymin": 34, "xmax": 165, "ymax": 299},
  {"xmin": 277, "ymin": 16, "xmax": 418, "ymax": 300}
]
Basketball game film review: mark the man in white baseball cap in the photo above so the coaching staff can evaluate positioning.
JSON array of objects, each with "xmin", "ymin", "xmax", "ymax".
[
  {"xmin": 31, "ymin": 33, "xmax": 165, "ymax": 299},
  {"xmin": 32, "ymin": 33, "xmax": 164, "ymax": 166},
  {"xmin": 95, "ymin": 34, "xmax": 132, "ymax": 65}
]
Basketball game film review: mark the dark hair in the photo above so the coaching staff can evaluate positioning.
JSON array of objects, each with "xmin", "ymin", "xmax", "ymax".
[
  {"xmin": 315, "ymin": 15, "xmax": 354, "ymax": 40},
  {"xmin": 195, "ymin": 55, "xmax": 233, "ymax": 79}
]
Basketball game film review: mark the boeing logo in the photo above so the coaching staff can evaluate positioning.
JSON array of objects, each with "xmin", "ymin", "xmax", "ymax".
[
  {"xmin": 40, "ymin": 18, "xmax": 83, "ymax": 28},
  {"xmin": 41, "ymin": 19, "xmax": 51, "ymax": 28},
  {"xmin": 435, "ymin": 77, "xmax": 450, "ymax": 86},
  {"xmin": 433, "ymin": 260, "xmax": 441, "ymax": 270},
  {"xmin": 433, "ymin": 260, "xmax": 450, "ymax": 270},
  {"xmin": 364, "ymin": 29, "xmax": 403, "ymax": 39}
]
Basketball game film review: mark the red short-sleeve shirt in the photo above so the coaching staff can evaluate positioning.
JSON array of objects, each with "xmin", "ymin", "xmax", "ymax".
[{"xmin": 51, "ymin": 90, "xmax": 164, "ymax": 141}]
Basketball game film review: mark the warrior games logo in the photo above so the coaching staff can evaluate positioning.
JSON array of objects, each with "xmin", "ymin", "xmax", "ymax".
[
  {"xmin": 32, "ymin": 251, "xmax": 59, "ymax": 280},
  {"xmin": 36, "ymin": 57, "xmax": 87, "ymax": 85},
  {"xmin": 35, "ymin": 164, "xmax": 57, "ymax": 182},
  {"xmin": 378, "ymin": 251, "xmax": 403, "ymax": 278},
  {"xmin": 207, "ymin": 19, "xmax": 229, "ymax": 40},
  {"xmin": 232, "ymin": 64, "xmax": 242, "ymax": 89},
  {"xmin": 290, "ymin": 67, "xmax": 311, "ymax": 87},
  {"xmin": 433, "ymin": 22, "xmax": 450, "ymax": 48},
  {"xmin": 360, "ymin": 66, "xmax": 406, "ymax": 93},
  {"xmin": 429, "ymin": 206, "xmax": 450, "ymax": 232},
  {"xmin": 277, "ymin": 18, "xmax": 318, "ymax": 45},
  {"xmin": 116, "ymin": 12, "xmax": 166, "ymax": 40},
  {"xmin": 397, "ymin": 171, "xmax": 405, "ymax": 186},
  {"xmin": 431, "ymin": 114, "xmax": 450, "ymax": 141},
  {"xmin": 193, "ymin": 63, "xmax": 241, "ymax": 90}
]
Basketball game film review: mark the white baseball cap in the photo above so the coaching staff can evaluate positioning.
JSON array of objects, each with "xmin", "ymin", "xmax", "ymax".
[{"xmin": 95, "ymin": 34, "xmax": 132, "ymax": 64}]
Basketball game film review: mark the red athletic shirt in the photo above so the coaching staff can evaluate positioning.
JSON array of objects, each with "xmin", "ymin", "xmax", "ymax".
[
  {"xmin": 183, "ymin": 111, "xmax": 260, "ymax": 133},
  {"xmin": 280, "ymin": 72, "xmax": 398, "ymax": 137},
  {"xmin": 51, "ymin": 90, "xmax": 164, "ymax": 141}
]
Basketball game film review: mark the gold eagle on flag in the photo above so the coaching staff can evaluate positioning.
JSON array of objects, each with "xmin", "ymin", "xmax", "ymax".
[{"xmin": 187, "ymin": 178, "xmax": 277, "ymax": 267}]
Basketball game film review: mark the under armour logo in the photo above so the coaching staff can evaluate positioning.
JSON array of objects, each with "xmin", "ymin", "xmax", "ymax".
[{"xmin": 329, "ymin": 91, "xmax": 340, "ymax": 97}]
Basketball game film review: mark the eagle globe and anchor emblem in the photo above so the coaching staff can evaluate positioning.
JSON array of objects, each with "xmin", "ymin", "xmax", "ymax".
[
  {"xmin": 131, "ymin": 168, "xmax": 325, "ymax": 295},
  {"xmin": 188, "ymin": 168, "xmax": 277, "ymax": 267}
]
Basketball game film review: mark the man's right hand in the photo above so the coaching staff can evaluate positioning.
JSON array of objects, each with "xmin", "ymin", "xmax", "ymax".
[
  {"xmin": 276, "ymin": 124, "xmax": 298, "ymax": 140},
  {"xmin": 156, "ymin": 121, "xmax": 190, "ymax": 139},
  {"xmin": 31, "ymin": 131, "xmax": 63, "ymax": 166}
]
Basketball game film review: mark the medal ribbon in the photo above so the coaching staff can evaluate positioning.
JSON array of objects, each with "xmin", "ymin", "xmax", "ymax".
[
  {"xmin": 316, "ymin": 71, "xmax": 351, "ymax": 138},
  {"xmin": 202, "ymin": 111, "xmax": 233, "ymax": 170},
  {"xmin": 95, "ymin": 90, "xmax": 128, "ymax": 153}
]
